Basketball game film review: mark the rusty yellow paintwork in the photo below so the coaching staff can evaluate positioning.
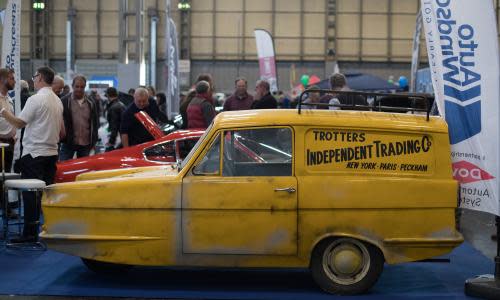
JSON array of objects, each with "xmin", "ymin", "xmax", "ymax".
[
  {"xmin": 41, "ymin": 109, "xmax": 463, "ymax": 267},
  {"xmin": 76, "ymin": 165, "xmax": 178, "ymax": 181}
]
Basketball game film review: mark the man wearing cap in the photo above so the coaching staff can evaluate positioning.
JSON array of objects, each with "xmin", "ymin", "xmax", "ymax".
[{"xmin": 104, "ymin": 87, "xmax": 125, "ymax": 151}]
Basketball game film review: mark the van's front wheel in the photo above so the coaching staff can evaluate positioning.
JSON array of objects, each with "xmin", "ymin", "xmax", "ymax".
[{"xmin": 310, "ymin": 238, "xmax": 384, "ymax": 295}]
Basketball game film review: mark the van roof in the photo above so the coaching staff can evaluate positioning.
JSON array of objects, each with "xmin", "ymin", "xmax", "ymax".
[{"xmin": 214, "ymin": 109, "xmax": 448, "ymax": 133}]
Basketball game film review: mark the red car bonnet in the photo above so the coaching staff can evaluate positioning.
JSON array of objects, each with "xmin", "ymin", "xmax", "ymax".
[{"xmin": 134, "ymin": 111, "xmax": 165, "ymax": 139}]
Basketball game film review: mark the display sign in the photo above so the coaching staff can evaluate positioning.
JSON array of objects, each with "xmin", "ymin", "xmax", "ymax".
[
  {"xmin": 421, "ymin": 0, "xmax": 500, "ymax": 215},
  {"xmin": 254, "ymin": 29, "xmax": 278, "ymax": 93},
  {"xmin": 410, "ymin": 11, "xmax": 422, "ymax": 92},
  {"xmin": 305, "ymin": 129, "xmax": 434, "ymax": 175},
  {"xmin": 165, "ymin": 12, "xmax": 180, "ymax": 119},
  {"xmin": 1, "ymin": 0, "xmax": 21, "ymax": 114}
]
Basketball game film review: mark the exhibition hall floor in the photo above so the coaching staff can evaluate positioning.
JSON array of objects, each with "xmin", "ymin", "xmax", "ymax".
[{"xmin": 0, "ymin": 209, "xmax": 496, "ymax": 300}]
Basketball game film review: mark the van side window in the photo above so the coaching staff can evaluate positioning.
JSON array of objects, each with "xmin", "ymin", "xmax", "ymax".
[
  {"xmin": 193, "ymin": 133, "xmax": 221, "ymax": 175},
  {"xmin": 222, "ymin": 128, "xmax": 292, "ymax": 176}
]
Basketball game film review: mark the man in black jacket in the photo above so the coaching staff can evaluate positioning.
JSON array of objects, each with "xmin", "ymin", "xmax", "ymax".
[
  {"xmin": 120, "ymin": 87, "xmax": 168, "ymax": 147},
  {"xmin": 251, "ymin": 80, "xmax": 277, "ymax": 109},
  {"xmin": 104, "ymin": 87, "xmax": 125, "ymax": 151},
  {"xmin": 59, "ymin": 75, "xmax": 100, "ymax": 161}
]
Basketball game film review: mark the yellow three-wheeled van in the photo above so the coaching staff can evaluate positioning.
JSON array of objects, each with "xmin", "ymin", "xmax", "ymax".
[{"xmin": 41, "ymin": 96, "xmax": 463, "ymax": 295}]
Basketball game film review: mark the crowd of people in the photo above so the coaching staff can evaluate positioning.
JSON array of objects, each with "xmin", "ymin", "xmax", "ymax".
[
  {"xmin": 0, "ymin": 65, "xmax": 361, "ymax": 243},
  {"xmin": 178, "ymin": 74, "xmax": 280, "ymax": 129},
  {"xmin": 178, "ymin": 72, "xmax": 369, "ymax": 129},
  {"xmin": 0, "ymin": 67, "xmax": 169, "ymax": 243}
]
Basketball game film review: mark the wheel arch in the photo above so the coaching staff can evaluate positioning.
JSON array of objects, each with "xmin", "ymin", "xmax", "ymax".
[{"xmin": 308, "ymin": 233, "xmax": 386, "ymax": 265}]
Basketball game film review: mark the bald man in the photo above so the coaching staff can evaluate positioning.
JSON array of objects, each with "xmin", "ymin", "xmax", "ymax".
[
  {"xmin": 120, "ymin": 87, "xmax": 168, "ymax": 147},
  {"xmin": 52, "ymin": 75, "xmax": 65, "ymax": 98}
]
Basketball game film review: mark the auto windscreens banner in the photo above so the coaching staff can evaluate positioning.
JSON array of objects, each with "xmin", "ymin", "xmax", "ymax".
[
  {"xmin": 421, "ymin": 0, "xmax": 500, "ymax": 215},
  {"xmin": 1, "ymin": 0, "xmax": 21, "ymax": 114},
  {"xmin": 254, "ymin": 29, "xmax": 278, "ymax": 93},
  {"xmin": 165, "ymin": 16, "xmax": 180, "ymax": 119}
]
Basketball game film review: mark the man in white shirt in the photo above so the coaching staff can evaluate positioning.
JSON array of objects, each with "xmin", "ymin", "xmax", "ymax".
[
  {"xmin": 0, "ymin": 68, "xmax": 17, "ymax": 171},
  {"xmin": 0, "ymin": 66, "xmax": 64, "ymax": 243},
  {"xmin": 0, "ymin": 68, "xmax": 17, "ymax": 219}
]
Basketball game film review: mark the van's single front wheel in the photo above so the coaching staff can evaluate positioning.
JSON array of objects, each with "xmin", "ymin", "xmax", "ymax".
[{"xmin": 310, "ymin": 238, "xmax": 384, "ymax": 295}]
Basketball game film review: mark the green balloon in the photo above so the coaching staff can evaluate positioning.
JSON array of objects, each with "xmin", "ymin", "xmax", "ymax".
[{"xmin": 300, "ymin": 74, "xmax": 310, "ymax": 86}]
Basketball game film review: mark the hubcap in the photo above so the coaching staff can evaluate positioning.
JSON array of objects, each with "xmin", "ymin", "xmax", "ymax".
[
  {"xmin": 331, "ymin": 245, "xmax": 363, "ymax": 275},
  {"xmin": 322, "ymin": 238, "xmax": 370, "ymax": 285}
]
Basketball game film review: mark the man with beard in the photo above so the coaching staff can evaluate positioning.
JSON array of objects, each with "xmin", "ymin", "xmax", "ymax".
[
  {"xmin": 251, "ymin": 80, "xmax": 277, "ymax": 109},
  {"xmin": 223, "ymin": 78, "xmax": 254, "ymax": 111},
  {"xmin": 0, "ymin": 68, "xmax": 17, "ymax": 172},
  {"xmin": 0, "ymin": 66, "xmax": 64, "ymax": 242}
]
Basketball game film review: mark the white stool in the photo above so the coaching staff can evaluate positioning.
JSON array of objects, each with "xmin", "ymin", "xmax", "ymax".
[{"xmin": 4, "ymin": 179, "xmax": 46, "ymax": 250}]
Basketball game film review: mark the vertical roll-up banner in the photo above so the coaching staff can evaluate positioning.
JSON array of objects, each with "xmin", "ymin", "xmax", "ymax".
[
  {"xmin": 166, "ymin": 17, "xmax": 180, "ymax": 119},
  {"xmin": 410, "ymin": 11, "xmax": 422, "ymax": 92},
  {"xmin": 254, "ymin": 29, "xmax": 279, "ymax": 93},
  {"xmin": 421, "ymin": 0, "xmax": 500, "ymax": 216},
  {"xmin": 1, "ymin": 0, "xmax": 21, "ymax": 115}
]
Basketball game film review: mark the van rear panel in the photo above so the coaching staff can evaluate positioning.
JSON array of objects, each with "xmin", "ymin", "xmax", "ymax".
[{"xmin": 295, "ymin": 124, "xmax": 461, "ymax": 263}]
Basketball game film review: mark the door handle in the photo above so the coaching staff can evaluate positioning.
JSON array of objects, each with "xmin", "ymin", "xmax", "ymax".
[{"xmin": 274, "ymin": 187, "xmax": 296, "ymax": 193}]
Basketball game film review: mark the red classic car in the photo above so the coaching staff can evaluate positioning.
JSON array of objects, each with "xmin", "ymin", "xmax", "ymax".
[
  {"xmin": 55, "ymin": 111, "xmax": 291, "ymax": 182},
  {"xmin": 55, "ymin": 129, "xmax": 204, "ymax": 183},
  {"xmin": 56, "ymin": 111, "xmax": 204, "ymax": 183}
]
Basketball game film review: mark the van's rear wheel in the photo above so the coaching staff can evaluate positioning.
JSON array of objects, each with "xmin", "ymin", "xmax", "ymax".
[
  {"xmin": 81, "ymin": 258, "xmax": 132, "ymax": 275},
  {"xmin": 310, "ymin": 238, "xmax": 384, "ymax": 295}
]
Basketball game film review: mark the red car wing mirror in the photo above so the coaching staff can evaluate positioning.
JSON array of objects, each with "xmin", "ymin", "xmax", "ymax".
[{"xmin": 134, "ymin": 111, "xmax": 165, "ymax": 139}]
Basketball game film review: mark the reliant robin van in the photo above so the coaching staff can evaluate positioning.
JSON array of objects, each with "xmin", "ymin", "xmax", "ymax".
[{"xmin": 40, "ymin": 92, "xmax": 462, "ymax": 295}]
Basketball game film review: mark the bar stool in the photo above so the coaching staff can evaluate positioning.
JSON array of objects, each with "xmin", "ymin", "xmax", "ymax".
[
  {"xmin": 4, "ymin": 178, "xmax": 46, "ymax": 250},
  {"xmin": 0, "ymin": 142, "xmax": 20, "ymax": 240},
  {"xmin": 1, "ymin": 172, "xmax": 21, "ymax": 238}
]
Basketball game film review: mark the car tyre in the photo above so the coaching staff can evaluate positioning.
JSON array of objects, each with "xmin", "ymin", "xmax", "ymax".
[
  {"xmin": 81, "ymin": 258, "xmax": 132, "ymax": 275},
  {"xmin": 310, "ymin": 237, "xmax": 384, "ymax": 295}
]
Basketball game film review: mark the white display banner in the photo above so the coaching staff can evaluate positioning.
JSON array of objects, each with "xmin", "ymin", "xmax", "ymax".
[
  {"xmin": 410, "ymin": 11, "xmax": 422, "ymax": 92},
  {"xmin": 254, "ymin": 29, "xmax": 278, "ymax": 93},
  {"xmin": 421, "ymin": 0, "xmax": 500, "ymax": 215},
  {"xmin": 166, "ymin": 17, "xmax": 179, "ymax": 119},
  {"xmin": 1, "ymin": 0, "xmax": 21, "ymax": 114}
]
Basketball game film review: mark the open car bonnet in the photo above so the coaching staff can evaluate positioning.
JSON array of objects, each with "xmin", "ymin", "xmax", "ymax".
[{"xmin": 134, "ymin": 111, "xmax": 165, "ymax": 139}]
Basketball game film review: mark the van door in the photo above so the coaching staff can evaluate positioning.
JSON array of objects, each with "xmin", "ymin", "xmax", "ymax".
[{"xmin": 182, "ymin": 127, "xmax": 297, "ymax": 255}]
